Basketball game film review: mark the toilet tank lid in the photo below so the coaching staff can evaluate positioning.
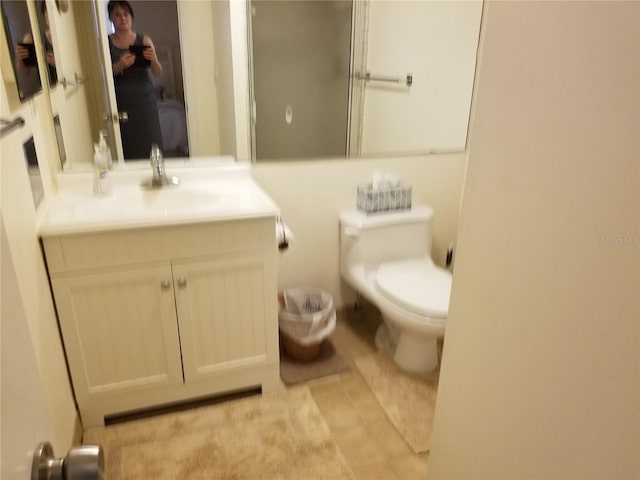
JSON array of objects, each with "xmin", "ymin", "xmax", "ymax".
[{"xmin": 340, "ymin": 205, "xmax": 433, "ymax": 230}]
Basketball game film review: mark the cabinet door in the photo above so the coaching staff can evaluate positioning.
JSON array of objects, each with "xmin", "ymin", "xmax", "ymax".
[
  {"xmin": 51, "ymin": 264, "xmax": 184, "ymax": 402},
  {"xmin": 173, "ymin": 255, "xmax": 269, "ymax": 382}
]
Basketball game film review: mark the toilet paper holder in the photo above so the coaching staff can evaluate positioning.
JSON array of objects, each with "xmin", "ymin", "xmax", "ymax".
[
  {"xmin": 277, "ymin": 217, "xmax": 290, "ymax": 251},
  {"xmin": 32, "ymin": 441, "xmax": 104, "ymax": 480}
]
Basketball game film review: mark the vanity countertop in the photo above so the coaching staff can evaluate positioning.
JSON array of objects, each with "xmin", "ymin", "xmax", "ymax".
[{"xmin": 39, "ymin": 162, "xmax": 279, "ymax": 236}]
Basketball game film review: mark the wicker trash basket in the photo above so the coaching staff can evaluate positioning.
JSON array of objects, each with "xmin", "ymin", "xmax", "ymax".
[
  {"xmin": 279, "ymin": 330, "xmax": 323, "ymax": 362},
  {"xmin": 278, "ymin": 288, "xmax": 336, "ymax": 362}
]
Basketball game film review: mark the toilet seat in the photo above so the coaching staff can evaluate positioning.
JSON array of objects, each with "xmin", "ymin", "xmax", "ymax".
[{"xmin": 375, "ymin": 259, "xmax": 451, "ymax": 319}]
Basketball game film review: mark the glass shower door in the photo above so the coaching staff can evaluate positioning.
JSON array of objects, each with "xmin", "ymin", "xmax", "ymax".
[{"xmin": 249, "ymin": 0, "xmax": 353, "ymax": 160}]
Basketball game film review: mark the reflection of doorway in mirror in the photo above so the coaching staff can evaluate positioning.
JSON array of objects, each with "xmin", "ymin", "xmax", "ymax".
[
  {"xmin": 104, "ymin": 0, "xmax": 189, "ymax": 159},
  {"xmin": 61, "ymin": 0, "xmax": 240, "ymax": 168}
]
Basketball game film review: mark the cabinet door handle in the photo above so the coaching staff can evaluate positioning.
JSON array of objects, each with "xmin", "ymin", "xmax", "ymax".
[
  {"xmin": 177, "ymin": 277, "xmax": 187, "ymax": 287},
  {"xmin": 160, "ymin": 278, "xmax": 171, "ymax": 289}
]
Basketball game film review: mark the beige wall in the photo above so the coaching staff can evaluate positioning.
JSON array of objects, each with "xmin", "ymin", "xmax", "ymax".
[
  {"xmin": 0, "ymin": 75, "xmax": 77, "ymax": 453},
  {"xmin": 429, "ymin": 1, "xmax": 640, "ymax": 478},
  {"xmin": 253, "ymin": 151, "xmax": 468, "ymax": 307}
]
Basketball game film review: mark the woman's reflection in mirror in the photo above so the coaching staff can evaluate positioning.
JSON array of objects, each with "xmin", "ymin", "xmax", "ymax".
[
  {"xmin": 108, "ymin": 0, "xmax": 164, "ymax": 160},
  {"xmin": 15, "ymin": 2, "xmax": 56, "ymax": 83}
]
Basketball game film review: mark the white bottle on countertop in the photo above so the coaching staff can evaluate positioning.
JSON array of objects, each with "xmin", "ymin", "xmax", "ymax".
[
  {"xmin": 93, "ymin": 143, "xmax": 112, "ymax": 196},
  {"xmin": 98, "ymin": 130, "xmax": 112, "ymax": 168}
]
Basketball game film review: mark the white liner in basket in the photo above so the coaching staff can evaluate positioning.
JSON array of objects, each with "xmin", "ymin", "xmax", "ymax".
[{"xmin": 278, "ymin": 287, "xmax": 336, "ymax": 346}]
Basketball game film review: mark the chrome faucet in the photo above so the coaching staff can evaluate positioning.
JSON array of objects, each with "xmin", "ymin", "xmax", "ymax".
[
  {"xmin": 142, "ymin": 144, "xmax": 179, "ymax": 188},
  {"xmin": 150, "ymin": 144, "xmax": 166, "ymax": 181}
]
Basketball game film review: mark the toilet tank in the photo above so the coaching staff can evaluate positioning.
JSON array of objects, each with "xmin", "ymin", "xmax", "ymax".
[{"xmin": 339, "ymin": 205, "xmax": 434, "ymax": 273}]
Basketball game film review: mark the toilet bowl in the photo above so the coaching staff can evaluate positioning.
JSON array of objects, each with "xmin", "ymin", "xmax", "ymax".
[{"xmin": 339, "ymin": 206, "xmax": 452, "ymax": 373}]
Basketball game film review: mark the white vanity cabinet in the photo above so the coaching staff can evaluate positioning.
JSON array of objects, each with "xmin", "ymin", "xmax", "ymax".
[{"xmin": 42, "ymin": 217, "xmax": 280, "ymax": 427}]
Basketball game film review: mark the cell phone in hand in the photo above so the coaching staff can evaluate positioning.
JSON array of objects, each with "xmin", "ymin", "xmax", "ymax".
[
  {"xmin": 128, "ymin": 45, "xmax": 151, "ymax": 67},
  {"xmin": 17, "ymin": 43, "xmax": 37, "ymax": 67}
]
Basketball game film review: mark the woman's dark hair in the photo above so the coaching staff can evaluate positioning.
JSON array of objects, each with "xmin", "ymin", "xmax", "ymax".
[{"xmin": 107, "ymin": 0, "xmax": 134, "ymax": 19}]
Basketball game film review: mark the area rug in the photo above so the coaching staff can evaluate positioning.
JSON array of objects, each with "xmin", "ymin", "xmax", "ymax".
[
  {"xmin": 280, "ymin": 340, "xmax": 350, "ymax": 385},
  {"xmin": 83, "ymin": 387, "xmax": 355, "ymax": 480},
  {"xmin": 354, "ymin": 352, "xmax": 438, "ymax": 454}
]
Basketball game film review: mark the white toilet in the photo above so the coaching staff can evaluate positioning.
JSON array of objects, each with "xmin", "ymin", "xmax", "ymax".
[{"xmin": 339, "ymin": 205, "xmax": 452, "ymax": 373}]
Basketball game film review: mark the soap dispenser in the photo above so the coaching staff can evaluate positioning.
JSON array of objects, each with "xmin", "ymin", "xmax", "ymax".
[
  {"xmin": 97, "ymin": 130, "xmax": 112, "ymax": 168},
  {"xmin": 93, "ymin": 143, "xmax": 112, "ymax": 196}
]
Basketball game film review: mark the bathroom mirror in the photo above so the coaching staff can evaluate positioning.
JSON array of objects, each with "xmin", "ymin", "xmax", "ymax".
[
  {"xmin": 1, "ymin": 0, "xmax": 43, "ymax": 102},
  {"xmin": 101, "ymin": 0, "xmax": 188, "ymax": 160},
  {"xmin": 52, "ymin": 0, "xmax": 482, "ymax": 169}
]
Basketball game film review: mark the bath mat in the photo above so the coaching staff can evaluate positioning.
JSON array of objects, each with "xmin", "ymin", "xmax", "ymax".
[
  {"xmin": 354, "ymin": 352, "xmax": 438, "ymax": 453},
  {"xmin": 83, "ymin": 387, "xmax": 355, "ymax": 480},
  {"xmin": 280, "ymin": 340, "xmax": 350, "ymax": 385}
]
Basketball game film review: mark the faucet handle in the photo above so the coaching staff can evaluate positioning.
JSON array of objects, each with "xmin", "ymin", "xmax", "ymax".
[
  {"xmin": 150, "ymin": 144, "xmax": 162, "ymax": 164},
  {"xmin": 141, "ymin": 144, "xmax": 179, "ymax": 188},
  {"xmin": 150, "ymin": 144, "xmax": 165, "ymax": 180}
]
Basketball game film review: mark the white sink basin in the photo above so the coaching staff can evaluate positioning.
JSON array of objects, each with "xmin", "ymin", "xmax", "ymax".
[
  {"xmin": 39, "ymin": 164, "xmax": 279, "ymax": 235},
  {"xmin": 139, "ymin": 186, "xmax": 220, "ymax": 210}
]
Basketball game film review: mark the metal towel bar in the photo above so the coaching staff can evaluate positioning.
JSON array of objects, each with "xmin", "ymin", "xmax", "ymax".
[
  {"xmin": 61, "ymin": 72, "xmax": 87, "ymax": 89},
  {"xmin": 0, "ymin": 116, "xmax": 25, "ymax": 138},
  {"xmin": 355, "ymin": 71, "xmax": 413, "ymax": 87}
]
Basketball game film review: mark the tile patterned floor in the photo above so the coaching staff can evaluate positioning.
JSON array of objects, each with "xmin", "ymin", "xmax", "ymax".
[
  {"xmin": 306, "ymin": 303, "xmax": 430, "ymax": 480},
  {"xmin": 86, "ymin": 302, "xmax": 432, "ymax": 479}
]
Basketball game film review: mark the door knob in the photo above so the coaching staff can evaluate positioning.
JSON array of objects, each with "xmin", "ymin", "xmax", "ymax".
[
  {"xmin": 160, "ymin": 278, "xmax": 171, "ymax": 289},
  {"xmin": 101, "ymin": 112, "xmax": 128, "ymax": 123},
  {"xmin": 32, "ymin": 441, "xmax": 104, "ymax": 480},
  {"xmin": 177, "ymin": 276, "xmax": 187, "ymax": 287}
]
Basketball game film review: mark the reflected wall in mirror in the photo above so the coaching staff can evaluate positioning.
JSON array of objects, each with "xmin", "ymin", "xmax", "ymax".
[
  {"xmin": 23, "ymin": 136, "xmax": 44, "ymax": 208},
  {"xmin": 1, "ymin": 0, "xmax": 43, "ymax": 101},
  {"xmin": 249, "ymin": 0, "xmax": 483, "ymax": 161},
  {"xmin": 34, "ymin": 0, "xmax": 57, "ymax": 87}
]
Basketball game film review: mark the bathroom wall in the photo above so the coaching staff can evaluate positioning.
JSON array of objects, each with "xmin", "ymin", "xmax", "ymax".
[
  {"xmin": 429, "ymin": 1, "xmax": 640, "ymax": 478},
  {"xmin": 0, "ymin": 76, "xmax": 78, "ymax": 455},
  {"xmin": 252, "ymin": 152, "xmax": 467, "ymax": 307}
]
